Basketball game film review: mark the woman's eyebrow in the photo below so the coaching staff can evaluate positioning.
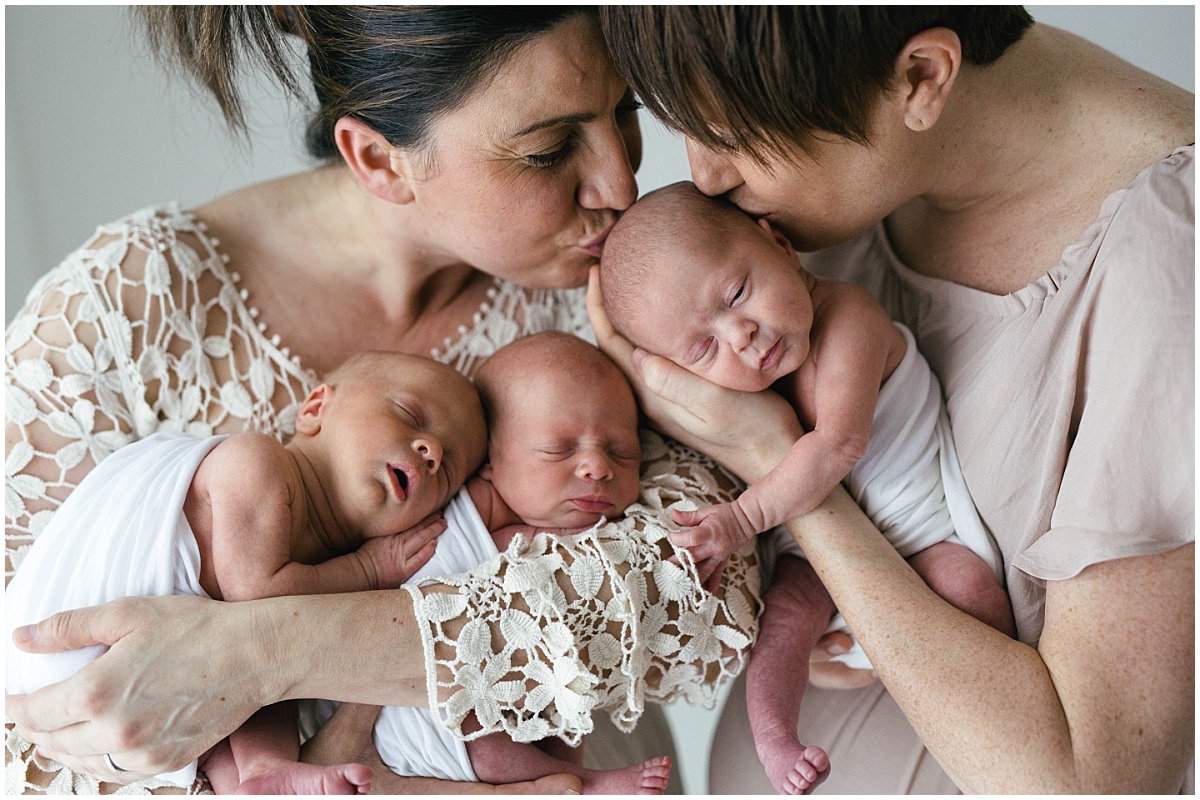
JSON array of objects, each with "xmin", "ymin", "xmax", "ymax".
[{"xmin": 512, "ymin": 112, "xmax": 594, "ymax": 138}]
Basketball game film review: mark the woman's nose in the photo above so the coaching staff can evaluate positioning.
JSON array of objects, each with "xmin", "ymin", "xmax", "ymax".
[
  {"xmin": 578, "ymin": 126, "xmax": 639, "ymax": 211},
  {"xmin": 414, "ymin": 437, "xmax": 443, "ymax": 473},
  {"xmin": 575, "ymin": 449, "xmax": 614, "ymax": 482},
  {"xmin": 686, "ymin": 137, "xmax": 742, "ymax": 197}
]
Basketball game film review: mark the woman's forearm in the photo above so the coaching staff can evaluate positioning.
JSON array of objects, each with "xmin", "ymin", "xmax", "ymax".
[
  {"xmin": 269, "ymin": 589, "xmax": 433, "ymax": 707},
  {"xmin": 786, "ymin": 489, "xmax": 1193, "ymax": 792}
]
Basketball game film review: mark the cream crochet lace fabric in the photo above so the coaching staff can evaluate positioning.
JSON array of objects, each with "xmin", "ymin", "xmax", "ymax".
[{"xmin": 4, "ymin": 205, "xmax": 760, "ymax": 794}]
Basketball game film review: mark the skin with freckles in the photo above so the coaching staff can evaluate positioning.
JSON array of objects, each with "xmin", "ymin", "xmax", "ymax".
[
  {"xmin": 600, "ymin": 185, "xmax": 1015, "ymax": 794},
  {"xmin": 597, "ymin": 8, "xmax": 1194, "ymax": 793},
  {"xmin": 6, "ymin": 11, "xmax": 659, "ymax": 794}
]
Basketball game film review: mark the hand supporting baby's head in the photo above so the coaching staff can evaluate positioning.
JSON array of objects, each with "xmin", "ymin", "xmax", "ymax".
[
  {"xmin": 600, "ymin": 181, "xmax": 814, "ymax": 393},
  {"xmin": 473, "ymin": 332, "xmax": 642, "ymax": 528},
  {"xmin": 293, "ymin": 351, "xmax": 487, "ymax": 537}
]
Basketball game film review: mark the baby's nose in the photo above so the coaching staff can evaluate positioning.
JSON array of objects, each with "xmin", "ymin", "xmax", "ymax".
[
  {"xmin": 576, "ymin": 450, "xmax": 613, "ymax": 481},
  {"xmin": 723, "ymin": 317, "xmax": 757, "ymax": 352},
  {"xmin": 414, "ymin": 437, "xmax": 442, "ymax": 473}
]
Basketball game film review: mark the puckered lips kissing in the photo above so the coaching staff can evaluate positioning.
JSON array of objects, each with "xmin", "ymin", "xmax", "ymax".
[{"xmin": 578, "ymin": 216, "xmax": 617, "ymax": 259}]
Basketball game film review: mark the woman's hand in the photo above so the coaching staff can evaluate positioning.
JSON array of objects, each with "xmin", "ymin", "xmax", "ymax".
[
  {"xmin": 587, "ymin": 266, "xmax": 803, "ymax": 482},
  {"xmin": 302, "ymin": 703, "xmax": 583, "ymax": 795},
  {"xmin": 6, "ymin": 595, "xmax": 281, "ymax": 781}
]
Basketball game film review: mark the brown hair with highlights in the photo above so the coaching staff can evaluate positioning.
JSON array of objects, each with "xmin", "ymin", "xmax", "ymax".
[
  {"xmin": 600, "ymin": 6, "xmax": 1032, "ymax": 163},
  {"xmin": 138, "ymin": 6, "xmax": 595, "ymax": 161}
]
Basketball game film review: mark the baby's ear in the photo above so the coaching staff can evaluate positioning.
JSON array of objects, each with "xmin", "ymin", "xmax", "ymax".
[
  {"xmin": 756, "ymin": 216, "xmax": 794, "ymax": 251},
  {"xmin": 294, "ymin": 384, "xmax": 331, "ymax": 436}
]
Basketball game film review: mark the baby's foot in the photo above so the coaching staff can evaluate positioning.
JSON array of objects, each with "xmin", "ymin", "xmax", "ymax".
[
  {"xmin": 581, "ymin": 755, "xmax": 672, "ymax": 795},
  {"xmin": 236, "ymin": 762, "xmax": 372, "ymax": 795},
  {"xmin": 758, "ymin": 732, "xmax": 830, "ymax": 795}
]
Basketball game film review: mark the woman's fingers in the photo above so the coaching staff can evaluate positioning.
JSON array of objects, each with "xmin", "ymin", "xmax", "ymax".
[
  {"xmin": 808, "ymin": 631, "xmax": 879, "ymax": 690},
  {"xmin": 12, "ymin": 594, "xmax": 273, "ymax": 781},
  {"xmin": 501, "ymin": 774, "xmax": 583, "ymax": 794},
  {"xmin": 587, "ymin": 266, "xmax": 635, "ymax": 367},
  {"xmin": 11, "ymin": 602, "xmax": 128, "ymax": 654},
  {"xmin": 808, "ymin": 660, "xmax": 880, "ymax": 690}
]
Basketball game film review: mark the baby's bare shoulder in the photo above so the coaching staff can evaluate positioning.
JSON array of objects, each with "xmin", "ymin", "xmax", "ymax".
[
  {"xmin": 200, "ymin": 433, "xmax": 292, "ymax": 496},
  {"xmin": 810, "ymin": 278, "xmax": 892, "ymax": 335}
]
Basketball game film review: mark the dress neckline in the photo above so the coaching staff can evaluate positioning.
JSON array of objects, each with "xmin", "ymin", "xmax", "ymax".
[{"xmin": 871, "ymin": 144, "xmax": 1194, "ymax": 317}]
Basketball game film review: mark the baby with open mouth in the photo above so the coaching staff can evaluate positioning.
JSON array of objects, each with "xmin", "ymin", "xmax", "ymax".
[{"xmin": 6, "ymin": 350, "xmax": 489, "ymax": 794}]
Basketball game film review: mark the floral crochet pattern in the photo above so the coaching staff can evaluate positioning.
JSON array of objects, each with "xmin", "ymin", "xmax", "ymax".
[{"xmin": 5, "ymin": 205, "xmax": 760, "ymax": 794}]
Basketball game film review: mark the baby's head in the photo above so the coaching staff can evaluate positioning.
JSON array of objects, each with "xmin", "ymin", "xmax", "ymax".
[
  {"xmin": 473, "ymin": 332, "xmax": 641, "ymax": 528},
  {"xmin": 601, "ymin": 181, "xmax": 815, "ymax": 393},
  {"xmin": 294, "ymin": 351, "xmax": 487, "ymax": 538}
]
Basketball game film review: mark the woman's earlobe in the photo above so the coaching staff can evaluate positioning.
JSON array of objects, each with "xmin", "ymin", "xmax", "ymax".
[
  {"xmin": 334, "ymin": 117, "xmax": 416, "ymax": 205},
  {"xmin": 896, "ymin": 27, "xmax": 961, "ymax": 132}
]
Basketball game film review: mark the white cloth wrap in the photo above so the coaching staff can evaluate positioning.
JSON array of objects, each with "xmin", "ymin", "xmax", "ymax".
[
  {"xmin": 760, "ymin": 323, "xmax": 1003, "ymax": 669},
  {"xmin": 301, "ymin": 486, "xmax": 499, "ymax": 781},
  {"xmin": 5, "ymin": 432, "xmax": 223, "ymax": 787}
]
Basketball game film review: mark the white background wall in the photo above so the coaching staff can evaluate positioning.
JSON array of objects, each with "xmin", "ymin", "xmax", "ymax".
[{"xmin": 3, "ymin": 5, "xmax": 1194, "ymax": 794}]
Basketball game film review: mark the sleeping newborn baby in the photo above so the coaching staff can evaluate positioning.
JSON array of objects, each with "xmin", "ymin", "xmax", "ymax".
[
  {"xmin": 309, "ymin": 331, "xmax": 673, "ymax": 795},
  {"xmin": 7, "ymin": 351, "xmax": 488, "ymax": 794},
  {"xmin": 599, "ymin": 182, "xmax": 1015, "ymax": 794}
]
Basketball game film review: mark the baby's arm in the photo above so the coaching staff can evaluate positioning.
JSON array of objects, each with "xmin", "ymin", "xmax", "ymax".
[
  {"xmin": 743, "ymin": 287, "xmax": 904, "ymax": 526},
  {"xmin": 203, "ymin": 435, "xmax": 439, "ymax": 600},
  {"xmin": 675, "ymin": 285, "xmax": 906, "ymax": 575}
]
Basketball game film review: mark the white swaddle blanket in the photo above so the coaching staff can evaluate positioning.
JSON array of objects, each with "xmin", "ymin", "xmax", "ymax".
[
  {"xmin": 761, "ymin": 323, "xmax": 1003, "ymax": 670},
  {"xmin": 5, "ymin": 432, "xmax": 224, "ymax": 787},
  {"xmin": 301, "ymin": 486, "xmax": 500, "ymax": 782}
]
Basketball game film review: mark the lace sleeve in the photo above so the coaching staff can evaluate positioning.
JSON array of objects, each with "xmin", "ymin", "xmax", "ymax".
[
  {"xmin": 408, "ymin": 428, "xmax": 762, "ymax": 746},
  {"xmin": 5, "ymin": 207, "xmax": 310, "ymax": 795},
  {"xmin": 5, "ymin": 264, "xmax": 139, "ymax": 584}
]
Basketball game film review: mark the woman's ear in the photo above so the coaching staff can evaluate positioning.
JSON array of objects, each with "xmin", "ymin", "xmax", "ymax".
[
  {"xmin": 894, "ymin": 27, "xmax": 961, "ymax": 132},
  {"xmin": 295, "ymin": 384, "xmax": 331, "ymax": 436},
  {"xmin": 334, "ymin": 117, "xmax": 417, "ymax": 205}
]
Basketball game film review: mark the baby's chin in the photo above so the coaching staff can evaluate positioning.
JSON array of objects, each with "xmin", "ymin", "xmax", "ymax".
[{"xmin": 715, "ymin": 371, "xmax": 776, "ymax": 393}]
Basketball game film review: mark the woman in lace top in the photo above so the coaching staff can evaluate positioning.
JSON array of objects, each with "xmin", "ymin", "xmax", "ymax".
[{"xmin": 5, "ymin": 7, "xmax": 829, "ymax": 795}]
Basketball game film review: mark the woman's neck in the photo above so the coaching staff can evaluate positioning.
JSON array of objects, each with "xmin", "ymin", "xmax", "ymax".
[
  {"xmin": 196, "ymin": 165, "xmax": 492, "ymax": 373},
  {"xmin": 888, "ymin": 24, "xmax": 1193, "ymax": 293}
]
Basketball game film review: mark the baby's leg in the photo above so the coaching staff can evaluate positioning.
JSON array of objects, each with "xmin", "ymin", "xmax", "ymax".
[
  {"xmin": 467, "ymin": 733, "xmax": 671, "ymax": 795},
  {"xmin": 907, "ymin": 540, "xmax": 1016, "ymax": 637},
  {"xmin": 746, "ymin": 553, "xmax": 835, "ymax": 795},
  {"xmin": 225, "ymin": 701, "xmax": 373, "ymax": 795}
]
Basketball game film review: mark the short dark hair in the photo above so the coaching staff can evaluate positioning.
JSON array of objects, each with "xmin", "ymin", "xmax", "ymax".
[
  {"xmin": 139, "ymin": 7, "xmax": 594, "ymax": 161},
  {"xmin": 600, "ymin": 6, "xmax": 1033, "ymax": 162}
]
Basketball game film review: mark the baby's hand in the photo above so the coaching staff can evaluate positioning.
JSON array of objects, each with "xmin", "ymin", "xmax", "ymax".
[
  {"xmin": 356, "ymin": 514, "xmax": 447, "ymax": 588},
  {"xmin": 669, "ymin": 501, "xmax": 759, "ymax": 587}
]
